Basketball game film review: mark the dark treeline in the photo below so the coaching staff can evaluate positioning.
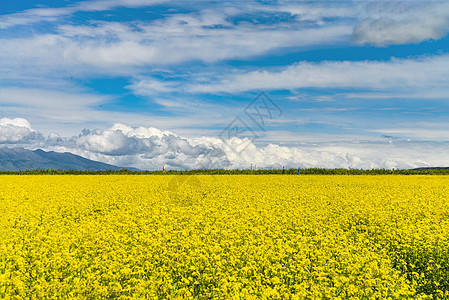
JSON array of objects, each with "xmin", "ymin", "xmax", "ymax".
[{"xmin": 1, "ymin": 168, "xmax": 449, "ymax": 175}]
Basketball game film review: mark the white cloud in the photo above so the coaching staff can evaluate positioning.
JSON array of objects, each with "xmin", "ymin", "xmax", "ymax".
[
  {"xmin": 1, "ymin": 87, "xmax": 106, "ymax": 109},
  {"xmin": 0, "ymin": 0, "xmax": 168, "ymax": 28},
  {"xmin": 59, "ymin": 21, "xmax": 351, "ymax": 68},
  {"xmin": 128, "ymin": 78, "xmax": 176, "ymax": 94},
  {"xmin": 269, "ymin": 2, "xmax": 357, "ymax": 23},
  {"xmin": 0, "ymin": 118, "xmax": 33, "ymax": 129},
  {"xmin": 0, "ymin": 86, "xmax": 252, "ymax": 139},
  {"xmin": 50, "ymin": 123, "xmax": 231, "ymax": 169},
  {"xmin": 0, "ymin": 118, "xmax": 43, "ymax": 144},
  {"xmin": 0, "ymin": 6, "xmax": 352, "ymax": 79},
  {"xmin": 370, "ymin": 123, "xmax": 449, "ymax": 140},
  {"xmin": 0, "ymin": 88, "xmax": 110, "ymax": 125},
  {"xmin": 351, "ymin": 1, "xmax": 449, "ymax": 46},
  {"xmin": 190, "ymin": 54, "xmax": 449, "ymax": 93},
  {"xmin": 1, "ymin": 118, "xmax": 448, "ymax": 170},
  {"xmin": 42, "ymin": 124, "xmax": 449, "ymax": 170},
  {"xmin": 77, "ymin": 0, "xmax": 168, "ymax": 11}
]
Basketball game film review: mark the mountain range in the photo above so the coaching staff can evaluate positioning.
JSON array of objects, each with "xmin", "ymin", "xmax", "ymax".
[{"xmin": 0, "ymin": 147, "xmax": 137, "ymax": 171}]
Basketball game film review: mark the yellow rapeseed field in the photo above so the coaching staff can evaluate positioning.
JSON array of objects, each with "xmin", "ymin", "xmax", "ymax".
[{"xmin": 1, "ymin": 175, "xmax": 449, "ymax": 299}]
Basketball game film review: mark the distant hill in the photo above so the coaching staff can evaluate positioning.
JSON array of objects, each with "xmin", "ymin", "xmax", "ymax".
[
  {"xmin": 0, "ymin": 147, "xmax": 138, "ymax": 171},
  {"xmin": 411, "ymin": 167, "xmax": 449, "ymax": 171}
]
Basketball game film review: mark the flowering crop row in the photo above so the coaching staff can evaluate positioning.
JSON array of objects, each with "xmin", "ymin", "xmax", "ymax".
[{"xmin": 0, "ymin": 175, "xmax": 448, "ymax": 299}]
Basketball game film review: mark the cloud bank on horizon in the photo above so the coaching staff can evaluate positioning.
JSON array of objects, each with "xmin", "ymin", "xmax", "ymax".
[
  {"xmin": 1, "ymin": 0, "xmax": 449, "ymax": 170},
  {"xmin": 2, "ymin": 117, "xmax": 449, "ymax": 170}
]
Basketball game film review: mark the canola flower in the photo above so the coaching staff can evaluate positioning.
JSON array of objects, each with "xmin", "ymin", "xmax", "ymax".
[{"xmin": 0, "ymin": 175, "xmax": 449, "ymax": 299}]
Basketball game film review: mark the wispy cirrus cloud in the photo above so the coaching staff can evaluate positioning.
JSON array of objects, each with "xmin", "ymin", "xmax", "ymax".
[
  {"xmin": 58, "ymin": 17, "xmax": 351, "ymax": 67},
  {"xmin": 0, "ymin": 0, "xmax": 168, "ymax": 28},
  {"xmin": 0, "ymin": 2, "xmax": 353, "ymax": 74},
  {"xmin": 190, "ymin": 54, "xmax": 449, "ymax": 93},
  {"xmin": 264, "ymin": 1, "xmax": 357, "ymax": 23}
]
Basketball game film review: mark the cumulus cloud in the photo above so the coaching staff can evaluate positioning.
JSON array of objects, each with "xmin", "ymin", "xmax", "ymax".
[
  {"xmin": 1, "ymin": 118, "xmax": 448, "ymax": 171},
  {"xmin": 0, "ymin": 118, "xmax": 43, "ymax": 144},
  {"xmin": 33, "ymin": 123, "xmax": 229, "ymax": 169},
  {"xmin": 351, "ymin": 1, "xmax": 449, "ymax": 46},
  {"xmin": 43, "ymin": 123, "xmax": 449, "ymax": 170},
  {"xmin": 43, "ymin": 124, "xmax": 359, "ymax": 170},
  {"xmin": 74, "ymin": 124, "xmax": 204, "ymax": 158}
]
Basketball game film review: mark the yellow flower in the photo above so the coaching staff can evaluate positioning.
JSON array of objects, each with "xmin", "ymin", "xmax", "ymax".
[{"xmin": 0, "ymin": 175, "xmax": 447, "ymax": 298}]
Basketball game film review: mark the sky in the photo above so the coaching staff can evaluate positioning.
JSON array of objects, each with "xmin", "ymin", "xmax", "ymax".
[{"xmin": 1, "ymin": 0, "xmax": 449, "ymax": 170}]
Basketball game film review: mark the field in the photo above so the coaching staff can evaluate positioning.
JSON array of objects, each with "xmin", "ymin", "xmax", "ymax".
[{"xmin": 1, "ymin": 175, "xmax": 449, "ymax": 299}]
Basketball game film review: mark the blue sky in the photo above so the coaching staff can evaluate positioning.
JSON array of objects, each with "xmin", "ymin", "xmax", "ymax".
[{"xmin": 1, "ymin": 0, "xmax": 449, "ymax": 170}]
